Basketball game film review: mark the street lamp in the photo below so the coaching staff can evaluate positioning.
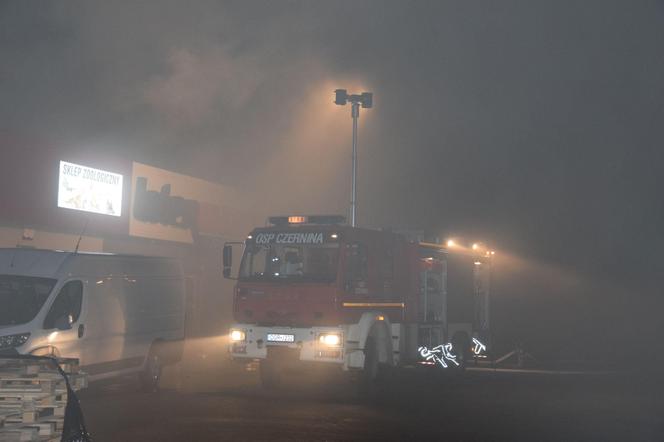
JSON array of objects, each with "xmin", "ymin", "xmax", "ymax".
[{"xmin": 334, "ymin": 89, "xmax": 373, "ymax": 227}]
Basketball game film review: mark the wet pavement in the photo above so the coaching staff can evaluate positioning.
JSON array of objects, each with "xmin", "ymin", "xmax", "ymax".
[{"xmin": 77, "ymin": 350, "xmax": 664, "ymax": 442}]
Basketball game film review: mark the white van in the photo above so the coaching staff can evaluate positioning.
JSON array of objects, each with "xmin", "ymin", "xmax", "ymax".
[{"xmin": 0, "ymin": 248, "xmax": 185, "ymax": 391}]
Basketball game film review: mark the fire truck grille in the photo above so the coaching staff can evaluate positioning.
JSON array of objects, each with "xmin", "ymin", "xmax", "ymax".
[{"xmin": 266, "ymin": 346, "xmax": 300, "ymax": 363}]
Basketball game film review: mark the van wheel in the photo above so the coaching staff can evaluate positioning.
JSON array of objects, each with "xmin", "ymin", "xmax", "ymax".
[
  {"xmin": 259, "ymin": 360, "xmax": 280, "ymax": 389},
  {"xmin": 140, "ymin": 349, "xmax": 162, "ymax": 393}
]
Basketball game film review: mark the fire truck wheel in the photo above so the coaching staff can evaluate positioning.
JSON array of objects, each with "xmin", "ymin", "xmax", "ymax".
[
  {"xmin": 451, "ymin": 333, "xmax": 470, "ymax": 371},
  {"xmin": 259, "ymin": 360, "xmax": 281, "ymax": 389},
  {"xmin": 358, "ymin": 337, "xmax": 384, "ymax": 397}
]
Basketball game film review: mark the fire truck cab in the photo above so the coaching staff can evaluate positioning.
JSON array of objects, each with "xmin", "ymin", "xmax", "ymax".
[{"xmin": 223, "ymin": 215, "xmax": 490, "ymax": 387}]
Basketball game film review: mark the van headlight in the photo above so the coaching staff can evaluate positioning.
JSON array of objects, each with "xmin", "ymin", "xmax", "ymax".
[
  {"xmin": 318, "ymin": 333, "xmax": 342, "ymax": 347},
  {"xmin": 230, "ymin": 329, "xmax": 246, "ymax": 342},
  {"xmin": 0, "ymin": 333, "xmax": 31, "ymax": 349}
]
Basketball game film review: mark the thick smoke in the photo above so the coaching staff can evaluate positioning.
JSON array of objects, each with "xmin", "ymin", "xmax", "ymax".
[
  {"xmin": 143, "ymin": 48, "xmax": 265, "ymax": 127},
  {"xmin": 2, "ymin": 1, "xmax": 664, "ymax": 363}
]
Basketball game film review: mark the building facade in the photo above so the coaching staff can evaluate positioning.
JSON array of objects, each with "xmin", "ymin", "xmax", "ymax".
[{"xmin": 0, "ymin": 137, "xmax": 257, "ymax": 338}]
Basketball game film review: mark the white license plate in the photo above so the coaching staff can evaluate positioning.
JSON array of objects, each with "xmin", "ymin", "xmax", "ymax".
[{"xmin": 267, "ymin": 333, "xmax": 295, "ymax": 343}]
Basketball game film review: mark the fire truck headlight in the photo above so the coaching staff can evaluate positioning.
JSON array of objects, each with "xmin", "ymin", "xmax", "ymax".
[
  {"xmin": 318, "ymin": 333, "xmax": 342, "ymax": 347},
  {"xmin": 230, "ymin": 329, "xmax": 246, "ymax": 342}
]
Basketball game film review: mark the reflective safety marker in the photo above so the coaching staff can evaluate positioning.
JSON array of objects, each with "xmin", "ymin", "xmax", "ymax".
[
  {"xmin": 342, "ymin": 302, "xmax": 405, "ymax": 308},
  {"xmin": 472, "ymin": 338, "xmax": 487, "ymax": 355},
  {"xmin": 418, "ymin": 343, "xmax": 459, "ymax": 368}
]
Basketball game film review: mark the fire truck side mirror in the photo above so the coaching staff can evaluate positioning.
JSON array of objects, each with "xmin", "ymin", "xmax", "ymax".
[{"xmin": 223, "ymin": 245, "xmax": 233, "ymax": 278}]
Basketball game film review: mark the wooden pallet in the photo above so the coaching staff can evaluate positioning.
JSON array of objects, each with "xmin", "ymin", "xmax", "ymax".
[{"xmin": 0, "ymin": 358, "xmax": 87, "ymax": 442}]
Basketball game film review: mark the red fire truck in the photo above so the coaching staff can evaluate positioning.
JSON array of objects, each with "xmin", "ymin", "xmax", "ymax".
[{"xmin": 223, "ymin": 215, "xmax": 491, "ymax": 388}]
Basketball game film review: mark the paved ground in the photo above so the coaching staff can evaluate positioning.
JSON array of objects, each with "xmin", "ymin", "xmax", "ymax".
[{"xmin": 77, "ymin": 350, "xmax": 664, "ymax": 442}]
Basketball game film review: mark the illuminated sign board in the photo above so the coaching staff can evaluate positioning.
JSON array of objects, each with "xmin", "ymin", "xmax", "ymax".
[{"xmin": 57, "ymin": 161, "xmax": 123, "ymax": 217}]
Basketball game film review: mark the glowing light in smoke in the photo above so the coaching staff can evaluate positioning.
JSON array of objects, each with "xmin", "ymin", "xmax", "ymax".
[
  {"xmin": 318, "ymin": 333, "xmax": 342, "ymax": 347},
  {"xmin": 230, "ymin": 329, "xmax": 246, "ymax": 342}
]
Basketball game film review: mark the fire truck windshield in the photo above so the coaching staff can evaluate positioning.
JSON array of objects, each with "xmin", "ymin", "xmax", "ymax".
[{"xmin": 239, "ymin": 243, "xmax": 339, "ymax": 283}]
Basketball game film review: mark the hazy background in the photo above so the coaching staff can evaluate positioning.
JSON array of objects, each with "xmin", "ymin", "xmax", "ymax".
[{"xmin": 2, "ymin": 1, "xmax": 663, "ymax": 362}]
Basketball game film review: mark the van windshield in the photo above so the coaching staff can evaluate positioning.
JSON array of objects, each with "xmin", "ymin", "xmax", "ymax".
[
  {"xmin": 240, "ymin": 243, "xmax": 339, "ymax": 283},
  {"xmin": 0, "ymin": 275, "xmax": 57, "ymax": 326}
]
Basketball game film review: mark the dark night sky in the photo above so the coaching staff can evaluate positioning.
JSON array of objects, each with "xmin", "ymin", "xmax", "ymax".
[{"xmin": 2, "ymin": 1, "xmax": 664, "ymax": 353}]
